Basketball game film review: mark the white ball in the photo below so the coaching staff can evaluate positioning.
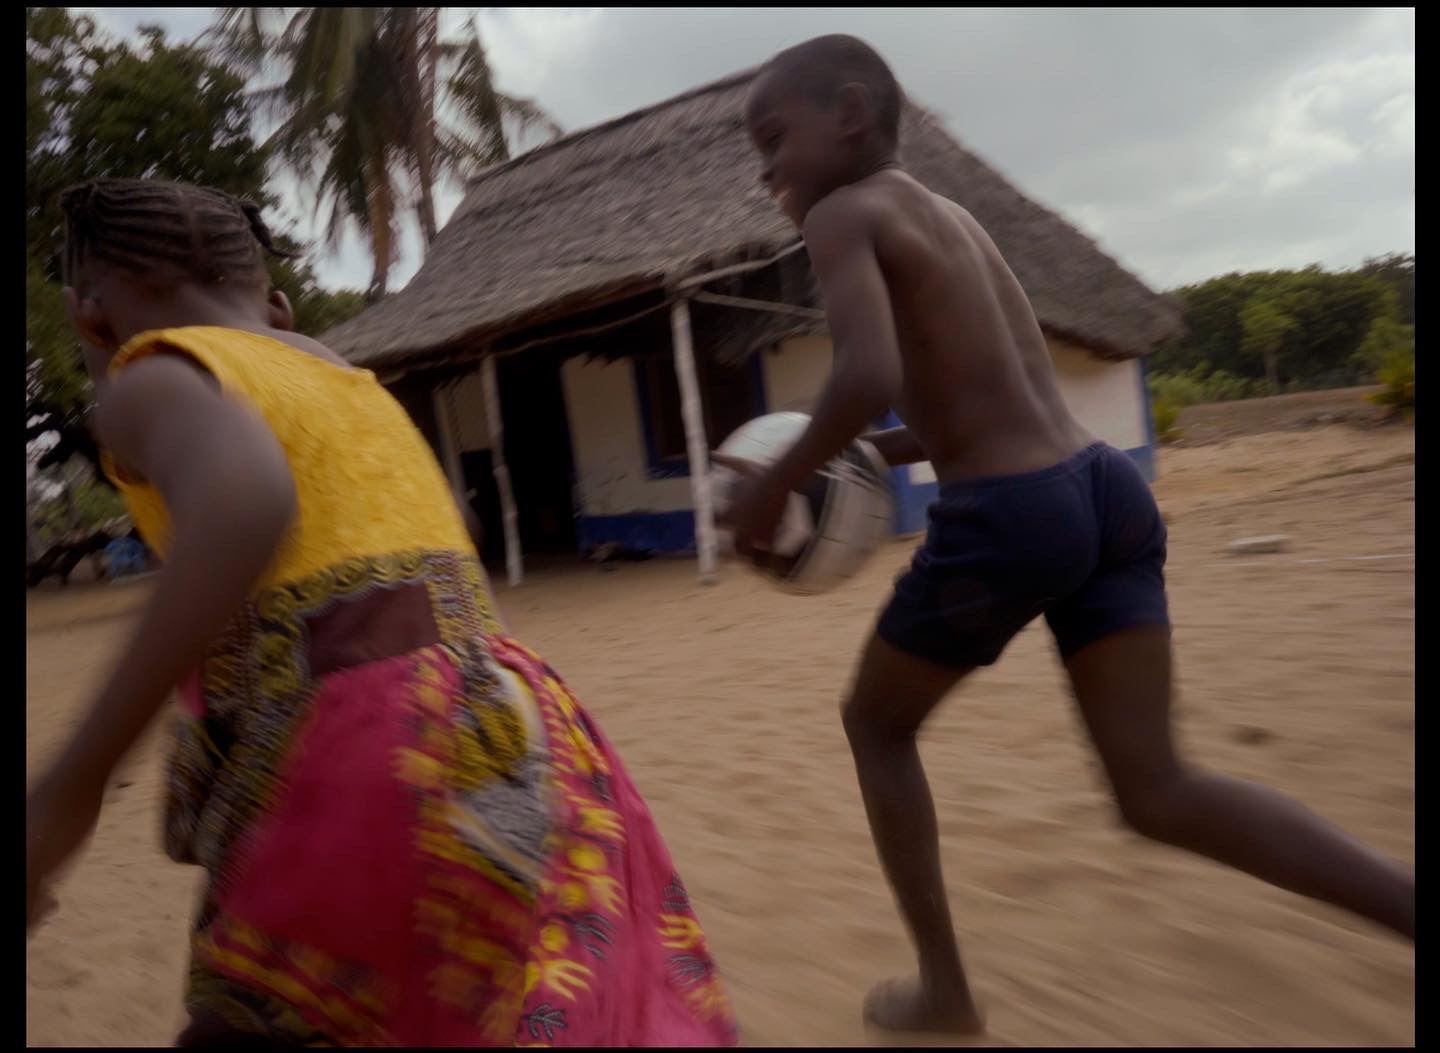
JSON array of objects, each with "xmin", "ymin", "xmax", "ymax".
[{"xmin": 711, "ymin": 413, "xmax": 894, "ymax": 594}]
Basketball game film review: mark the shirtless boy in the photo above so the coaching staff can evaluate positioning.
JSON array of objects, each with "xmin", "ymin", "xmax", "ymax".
[{"xmin": 722, "ymin": 33, "xmax": 1415, "ymax": 1036}]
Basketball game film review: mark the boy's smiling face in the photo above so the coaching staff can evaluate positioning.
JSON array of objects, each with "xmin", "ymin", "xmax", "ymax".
[{"xmin": 745, "ymin": 70, "xmax": 850, "ymax": 228}]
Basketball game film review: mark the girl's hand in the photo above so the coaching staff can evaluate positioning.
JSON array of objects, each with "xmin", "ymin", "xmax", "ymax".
[
  {"xmin": 26, "ymin": 774, "xmax": 104, "ymax": 933},
  {"xmin": 29, "ymin": 888, "xmax": 59, "ymax": 934}
]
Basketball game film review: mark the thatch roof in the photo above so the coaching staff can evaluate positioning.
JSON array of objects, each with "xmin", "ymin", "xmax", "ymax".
[{"xmin": 324, "ymin": 69, "xmax": 1182, "ymax": 372}]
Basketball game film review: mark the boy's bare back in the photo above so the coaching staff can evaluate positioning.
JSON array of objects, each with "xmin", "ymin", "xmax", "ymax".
[{"xmin": 821, "ymin": 168, "xmax": 1091, "ymax": 483}]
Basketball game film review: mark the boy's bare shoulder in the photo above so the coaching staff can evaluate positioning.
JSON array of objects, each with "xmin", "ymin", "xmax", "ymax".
[
  {"xmin": 808, "ymin": 175, "xmax": 955, "ymax": 244},
  {"xmin": 801, "ymin": 178, "xmax": 911, "ymax": 256},
  {"xmin": 805, "ymin": 183, "xmax": 877, "ymax": 232}
]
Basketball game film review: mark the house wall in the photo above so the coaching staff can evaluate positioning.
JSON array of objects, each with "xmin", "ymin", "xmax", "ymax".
[
  {"xmin": 435, "ymin": 333, "xmax": 1155, "ymax": 556},
  {"xmin": 561, "ymin": 356, "xmax": 697, "ymax": 552},
  {"xmin": 560, "ymin": 340, "xmax": 837, "ymax": 552},
  {"xmin": 762, "ymin": 336, "xmax": 1150, "ymax": 452},
  {"xmin": 1047, "ymin": 336, "xmax": 1151, "ymax": 465}
]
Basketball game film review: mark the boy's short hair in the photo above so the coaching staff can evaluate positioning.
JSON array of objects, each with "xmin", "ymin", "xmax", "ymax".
[
  {"xmin": 763, "ymin": 35, "xmax": 904, "ymax": 148},
  {"xmin": 60, "ymin": 178, "xmax": 292, "ymax": 291}
]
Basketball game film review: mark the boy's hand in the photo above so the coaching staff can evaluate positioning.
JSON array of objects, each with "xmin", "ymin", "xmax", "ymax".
[{"xmin": 712, "ymin": 454, "xmax": 788, "ymax": 556}]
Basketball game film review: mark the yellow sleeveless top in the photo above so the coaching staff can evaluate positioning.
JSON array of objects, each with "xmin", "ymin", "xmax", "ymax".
[
  {"xmin": 102, "ymin": 327, "xmax": 510, "ymax": 870},
  {"xmin": 106, "ymin": 326, "xmax": 476, "ymax": 591}
]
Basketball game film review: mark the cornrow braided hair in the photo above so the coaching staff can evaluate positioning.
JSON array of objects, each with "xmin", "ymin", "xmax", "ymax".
[{"xmin": 60, "ymin": 178, "xmax": 295, "ymax": 291}]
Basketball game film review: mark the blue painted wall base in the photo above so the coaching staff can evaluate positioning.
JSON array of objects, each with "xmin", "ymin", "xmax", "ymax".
[
  {"xmin": 576, "ymin": 443, "xmax": 1155, "ymax": 555},
  {"xmin": 578, "ymin": 510, "xmax": 696, "ymax": 554},
  {"xmin": 1126, "ymin": 443, "xmax": 1156, "ymax": 483},
  {"xmin": 1136, "ymin": 355, "xmax": 1158, "ymax": 482}
]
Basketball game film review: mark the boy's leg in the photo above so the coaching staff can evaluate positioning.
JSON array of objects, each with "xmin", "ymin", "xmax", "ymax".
[
  {"xmin": 842, "ymin": 632, "xmax": 984, "ymax": 1033},
  {"xmin": 1065, "ymin": 625, "xmax": 1414, "ymax": 940}
]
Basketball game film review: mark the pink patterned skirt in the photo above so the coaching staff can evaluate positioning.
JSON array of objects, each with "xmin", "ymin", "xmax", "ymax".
[{"xmin": 171, "ymin": 633, "xmax": 736, "ymax": 1047}]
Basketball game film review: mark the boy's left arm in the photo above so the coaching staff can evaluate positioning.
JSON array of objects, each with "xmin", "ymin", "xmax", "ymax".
[{"xmin": 726, "ymin": 194, "xmax": 902, "ymax": 551}]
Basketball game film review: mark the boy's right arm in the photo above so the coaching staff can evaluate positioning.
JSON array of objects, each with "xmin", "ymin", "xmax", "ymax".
[{"xmin": 861, "ymin": 426, "xmax": 927, "ymax": 467}]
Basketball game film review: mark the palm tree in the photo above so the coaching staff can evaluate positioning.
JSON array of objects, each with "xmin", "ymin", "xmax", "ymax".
[{"xmin": 208, "ymin": 8, "xmax": 559, "ymax": 301}]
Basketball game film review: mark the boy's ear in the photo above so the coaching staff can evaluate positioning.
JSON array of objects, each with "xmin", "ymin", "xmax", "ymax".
[{"xmin": 836, "ymin": 82, "xmax": 874, "ymax": 140}]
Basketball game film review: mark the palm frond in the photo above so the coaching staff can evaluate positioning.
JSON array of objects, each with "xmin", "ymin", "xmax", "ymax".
[
  {"xmin": 496, "ymin": 93, "xmax": 563, "ymax": 141},
  {"xmin": 435, "ymin": 125, "xmax": 508, "ymax": 173},
  {"xmin": 283, "ymin": 7, "xmax": 375, "ymax": 111},
  {"xmin": 200, "ymin": 6, "xmax": 559, "ymax": 281},
  {"xmin": 442, "ymin": 17, "xmax": 507, "ymax": 156},
  {"xmin": 204, "ymin": 6, "xmax": 287, "ymax": 76}
]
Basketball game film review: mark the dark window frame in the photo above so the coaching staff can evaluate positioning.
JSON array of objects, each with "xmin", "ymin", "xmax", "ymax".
[{"xmin": 632, "ymin": 352, "xmax": 768, "ymax": 478}]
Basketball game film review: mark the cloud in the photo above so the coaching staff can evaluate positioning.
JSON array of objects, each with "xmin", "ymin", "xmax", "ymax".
[
  {"xmin": 74, "ymin": 6, "xmax": 213, "ymax": 43},
  {"xmin": 1226, "ymin": 53, "xmax": 1415, "ymax": 194},
  {"xmin": 63, "ymin": 7, "xmax": 1413, "ymax": 293}
]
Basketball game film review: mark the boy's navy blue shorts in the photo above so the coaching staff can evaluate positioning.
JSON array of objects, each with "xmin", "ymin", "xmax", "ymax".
[{"xmin": 877, "ymin": 442, "xmax": 1170, "ymax": 669}]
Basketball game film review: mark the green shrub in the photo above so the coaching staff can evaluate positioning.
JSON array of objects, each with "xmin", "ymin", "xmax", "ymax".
[
  {"xmin": 1152, "ymin": 396, "xmax": 1184, "ymax": 444},
  {"xmin": 1197, "ymin": 368, "xmax": 1264, "ymax": 402},
  {"xmin": 1148, "ymin": 366, "xmax": 1263, "ymax": 410},
  {"xmin": 1368, "ymin": 345, "xmax": 1415, "ymax": 419}
]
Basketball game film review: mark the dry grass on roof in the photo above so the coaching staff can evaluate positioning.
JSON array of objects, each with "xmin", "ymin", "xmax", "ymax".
[{"xmin": 325, "ymin": 69, "xmax": 1182, "ymax": 373}]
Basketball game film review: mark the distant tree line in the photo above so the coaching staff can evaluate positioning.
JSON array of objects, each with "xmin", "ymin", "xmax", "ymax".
[{"xmin": 1150, "ymin": 254, "xmax": 1414, "ymax": 404}]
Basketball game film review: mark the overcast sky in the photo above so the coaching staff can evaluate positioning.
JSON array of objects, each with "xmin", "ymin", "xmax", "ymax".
[{"xmin": 76, "ymin": 7, "xmax": 1414, "ymax": 294}]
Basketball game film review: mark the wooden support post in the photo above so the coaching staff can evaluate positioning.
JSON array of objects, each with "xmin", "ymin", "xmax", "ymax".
[
  {"xmin": 481, "ymin": 355, "xmax": 523, "ymax": 587},
  {"xmin": 670, "ymin": 297, "xmax": 718, "ymax": 584}
]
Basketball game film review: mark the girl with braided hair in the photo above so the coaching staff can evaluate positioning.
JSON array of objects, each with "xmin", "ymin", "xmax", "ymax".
[{"xmin": 27, "ymin": 178, "xmax": 737, "ymax": 1047}]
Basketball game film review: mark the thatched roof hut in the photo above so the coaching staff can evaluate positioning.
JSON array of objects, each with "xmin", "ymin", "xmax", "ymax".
[{"xmin": 323, "ymin": 68, "xmax": 1181, "ymax": 374}]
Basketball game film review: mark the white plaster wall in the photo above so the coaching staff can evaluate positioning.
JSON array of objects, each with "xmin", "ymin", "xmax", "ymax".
[
  {"xmin": 763, "ymin": 335, "xmax": 832, "ymax": 413},
  {"xmin": 762, "ymin": 334, "xmax": 1146, "ymax": 484},
  {"xmin": 1047, "ymin": 337, "xmax": 1148, "ymax": 451},
  {"xmin": 561, "ymin": 357, "xmax": 692, "ymax": 516},
  {"xmin": 559, "ymin": 335, "xmax": 1145, "ymax": 518}
]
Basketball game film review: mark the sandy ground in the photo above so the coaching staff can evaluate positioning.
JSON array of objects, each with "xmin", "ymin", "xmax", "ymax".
[{"xmin": 26, "ymin": 421, "xmax": 1414, "ymax": 1047}]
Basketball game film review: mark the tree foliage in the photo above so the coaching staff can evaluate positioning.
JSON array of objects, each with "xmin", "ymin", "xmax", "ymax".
[
  {"xmin": 25, "ymin": 11, "xmax": 366, "ymax": 499},
  {"xmin": 1359, "ymin": 253, "xmax": 1414, "ymax": 328},
  {"xmin": 208, "ymin": 8, "xmax": 561, "ymax": 300},
  {"xmin": 1152, "ymin": 263, "xmax": 1407, "ymax": 395}
]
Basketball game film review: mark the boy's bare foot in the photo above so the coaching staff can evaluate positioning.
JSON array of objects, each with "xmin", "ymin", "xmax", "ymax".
[{"xmin": 863, "ymin": 977, "xmax": 985, "ymax": 1035}]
